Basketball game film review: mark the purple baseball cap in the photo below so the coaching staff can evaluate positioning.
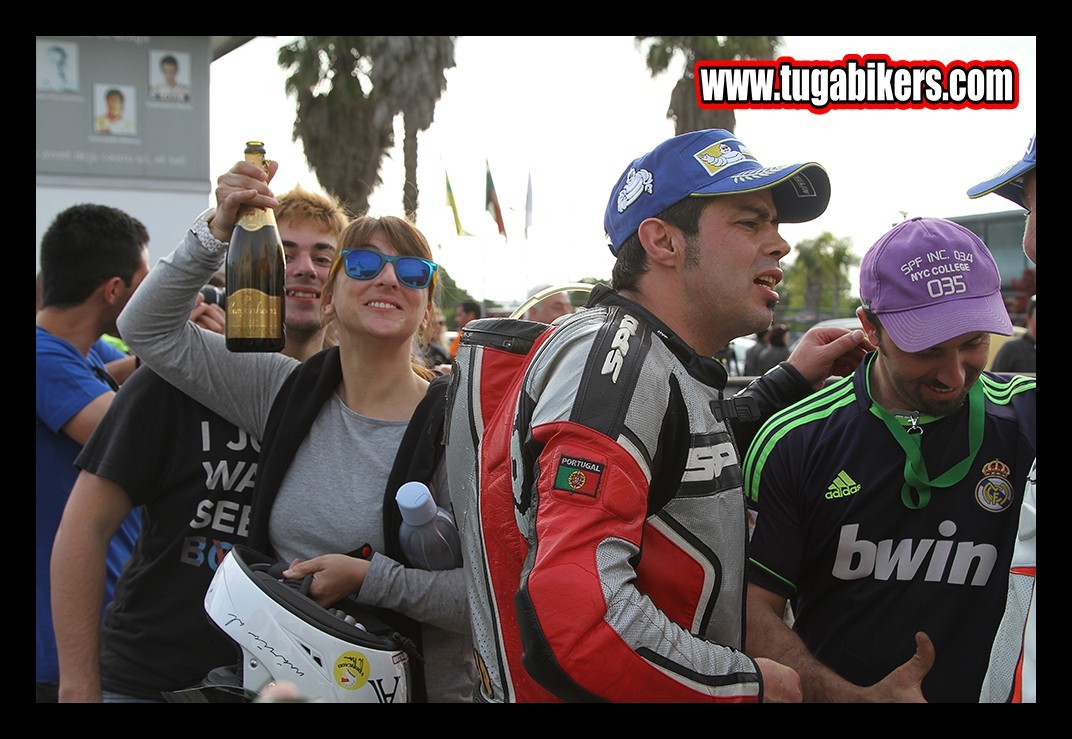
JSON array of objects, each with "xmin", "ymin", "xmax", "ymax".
[
  {"xmin": 967, "ymin": 133, "xmax": 1035, "ymax": 208},
  {"xmin": 604, "ymin": 129, "xmax": 831, "ymax": 255},
  {"xmin": 859, "ymin": 217, "xmax": 1012, "ymax": 352}
]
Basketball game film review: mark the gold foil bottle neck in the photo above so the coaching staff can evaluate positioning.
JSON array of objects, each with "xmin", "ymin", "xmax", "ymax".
[
  {"xmin": 243, "ymin": 140, "xmax": 270, "ymax": 175},
  {"xmin": 237, "ymin": 141, "xmax": 276, "ymax": 225}
]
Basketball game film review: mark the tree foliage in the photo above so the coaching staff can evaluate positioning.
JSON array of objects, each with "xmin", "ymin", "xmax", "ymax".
[
  {"xmin": 635, "ymin": 36, "xmax": 781, "ymax": 135},
  {"xmin": 780, "ymin": 231, "xmax": 860, "ymax": 318},
  {"xmin": 363, "ymin": 36, "xmax": 456, "ymax": 219},
  {"xmin": 277, "ymin": 36, "xmax": 456, "ymax": 218},
  {"xmin": 435, "ymin": 266, "xmax": 474, "ymax": 323},
  {"xmin": 278, "ymin": 37, "xmax": 391, "ymax": 216}
]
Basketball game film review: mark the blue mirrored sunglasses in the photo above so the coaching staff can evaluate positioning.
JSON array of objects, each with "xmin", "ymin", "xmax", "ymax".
[{"xmin": 340, "ymin": 248, "xmax": 438, "ymax": 289}]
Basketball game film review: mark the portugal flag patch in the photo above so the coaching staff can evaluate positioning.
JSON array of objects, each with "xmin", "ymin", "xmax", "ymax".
[{"xmin": 553, "ymin": 455, "xmax": 604, "ymax": 497}]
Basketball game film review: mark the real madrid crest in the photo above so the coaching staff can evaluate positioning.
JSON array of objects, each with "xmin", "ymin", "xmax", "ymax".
[{"xmin": 975, "ymin": 458, "xmax": 1014, "ymax": 513}]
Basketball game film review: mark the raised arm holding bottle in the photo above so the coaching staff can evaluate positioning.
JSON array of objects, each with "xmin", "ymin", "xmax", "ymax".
[{"xmin": 117, "ymin": 151, "xmax": 475, "ymax": 703}]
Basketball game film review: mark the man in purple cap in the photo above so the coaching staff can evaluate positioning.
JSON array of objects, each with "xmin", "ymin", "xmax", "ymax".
[
  {"xmin": 446, "ymin": 129, "xmax": 872, "ymax": 702},
  {"xmin": 743, "ymin": 217, "xmax": 1036, "ymax": 702},
  {"xmin": 969, "ymin": 133, "xmax": 1036, "ymax": 703}
]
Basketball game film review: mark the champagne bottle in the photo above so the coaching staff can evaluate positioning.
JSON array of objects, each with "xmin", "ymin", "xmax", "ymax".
[{"xmin": 225, "ymin": 141, "xmax": 286, "ymax": 352}]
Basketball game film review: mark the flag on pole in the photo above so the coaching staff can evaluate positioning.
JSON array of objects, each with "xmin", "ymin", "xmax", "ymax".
[
  {"xmin": 525, "ymin": 171, "xmax": 533, "ymax": 240},
  {"xmin": 445, "ymin": 170, "xmax": 472, "ymax": 236},
  {"xmin": 486, "ymin": 160, "xmax": 507, "ymax": 241}
]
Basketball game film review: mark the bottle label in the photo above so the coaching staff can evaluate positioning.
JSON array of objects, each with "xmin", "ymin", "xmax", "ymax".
[
  {"xmin": 236, "ymin": 208, "xmax": 276, "ymax": 231},
  {"xmin": 227, "ymin": 288, "xmax": 283, "ymax": 338}
]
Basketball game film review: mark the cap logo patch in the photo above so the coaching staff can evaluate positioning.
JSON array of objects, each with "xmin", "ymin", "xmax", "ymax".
[
  {"xmin": 787, "ymin": 172, "xmax": 817, "ymax": 197},
  {"xmin": 693, "ymin": 140, "xmax": 757, "ymax": 176},
  {"xmin": 983, "ymin": 162, "xmax": 1016, "ymax": 181},
  {"xmin": 616, "ymin": 167, "xmax": 654, "ymax": 214},
  {"xmin": 897, "ymin": 246, "xmax": 976, "ymax": 298},
  {"xmin": 732, "ymin": 164, "xmax": 791, "ymax": 184}
]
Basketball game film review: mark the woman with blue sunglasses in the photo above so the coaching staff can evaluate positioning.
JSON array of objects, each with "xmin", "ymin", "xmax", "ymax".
[{"xmin": 118, "ymin": 158, "xmax": 476, "ymax": 702}]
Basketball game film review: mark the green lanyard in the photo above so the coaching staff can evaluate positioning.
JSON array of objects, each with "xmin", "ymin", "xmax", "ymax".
[{"xmin": 869, "ymin": 357, "xmax": 985, "ymax": 510}]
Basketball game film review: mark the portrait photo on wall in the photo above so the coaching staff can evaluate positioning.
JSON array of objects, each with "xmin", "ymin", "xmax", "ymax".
[
  {"xmin": 37, "ymin": 40, "xmax": 79, "ymax": 93},
  {"xmin": 148, "ymin": 50, "xmax": 192, "ymax": 103},
  {"xmin": 93, "ymin": 84, "xmax": 137, "ymax": 136}
]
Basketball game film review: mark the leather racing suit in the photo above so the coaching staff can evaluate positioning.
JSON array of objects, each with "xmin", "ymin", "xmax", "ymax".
[{"xmin": 445, "ymin": 284, "xmax": 809, "ymax": 702}]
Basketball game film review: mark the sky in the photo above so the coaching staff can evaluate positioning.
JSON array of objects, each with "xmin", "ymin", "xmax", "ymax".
[{"xmin": 209, "ymin": 36, "xmax": 1035, "ymax": 305}]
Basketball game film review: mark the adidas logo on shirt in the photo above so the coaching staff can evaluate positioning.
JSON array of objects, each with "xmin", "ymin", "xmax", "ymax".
[{"xmin": 826, "ymin": 470, "xmax": 861, "ymax": 499}]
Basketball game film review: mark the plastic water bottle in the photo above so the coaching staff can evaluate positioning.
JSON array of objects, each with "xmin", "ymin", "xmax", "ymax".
[{"xmin": 396, "ymin": 481, "xmax": 462, "ymax": 570}]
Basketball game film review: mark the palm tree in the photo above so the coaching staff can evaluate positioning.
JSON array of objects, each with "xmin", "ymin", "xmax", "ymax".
[
  {"xmin": 363, "ymin": 37, "xmax": 456, "ymax": 220},
  {"xmin": 278, "ymin": 37, "xmax": 393, "ymax": 216},
  {"xmin": 636, "ymin": 36, "xmax": 781, "ymax": 135},
  {"xmin": 277, "ymin": 36, "xmax": 456, "ymax": 218}
]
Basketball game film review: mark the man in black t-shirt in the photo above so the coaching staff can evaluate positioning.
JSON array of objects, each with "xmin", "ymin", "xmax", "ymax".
[{"xmin": 50, "ymin": 188, "xmax": 349, "ymax": 702}]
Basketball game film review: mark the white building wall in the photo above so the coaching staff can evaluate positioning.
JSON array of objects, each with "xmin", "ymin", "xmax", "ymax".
[{"xmin": 36, "ymin": 183, "xmax": 210, "ymax": 276}]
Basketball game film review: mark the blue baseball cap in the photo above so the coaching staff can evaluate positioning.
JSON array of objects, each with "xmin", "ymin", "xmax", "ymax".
[
  {"xmin": 604, "ymin": 129, "xmax": 831, "ymax": 255},
  {"xmin": 967, "ymin": 133, "xmax": 1036, "ymax": 208}
]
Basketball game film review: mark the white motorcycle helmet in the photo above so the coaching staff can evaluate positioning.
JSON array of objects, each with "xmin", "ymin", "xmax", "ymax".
[{"xmin": 192, "ymin": 545, "xmax": 414, "ymax": 703}]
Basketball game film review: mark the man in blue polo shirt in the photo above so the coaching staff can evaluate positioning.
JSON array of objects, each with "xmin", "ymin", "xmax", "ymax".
[
  {"xmin": 36, "ymin": 204, "xmax": 150, "ymax": 703},
  {"xmin": 743, "ymin": 217, "xmax": 1036, "ymax": 702}
]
